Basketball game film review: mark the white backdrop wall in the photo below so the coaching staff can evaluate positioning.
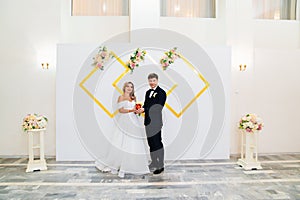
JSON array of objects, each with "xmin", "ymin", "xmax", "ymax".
[
  {"xmin": 0, "ymin": 0, "xmax": 300, "ymax": 156},
  {"xmin": 56, "ymin": 44, "xmax": 231, "ymax": 161}
]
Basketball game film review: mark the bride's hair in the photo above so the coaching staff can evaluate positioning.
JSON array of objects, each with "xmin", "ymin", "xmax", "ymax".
[{"xmin": 123, "ymin": 82, "xmax": 136, "ymax": 100}]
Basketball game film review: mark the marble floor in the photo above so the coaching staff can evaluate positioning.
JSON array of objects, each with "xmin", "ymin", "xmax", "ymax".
[{"xmin": 0, "ymin": 154, "xmax": 300, "ymax": 200}]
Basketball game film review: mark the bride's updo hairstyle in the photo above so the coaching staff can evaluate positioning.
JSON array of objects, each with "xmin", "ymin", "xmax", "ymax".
[{"xmin": 122, "ymin": 81, "xmax": 136, "ymax": 101}]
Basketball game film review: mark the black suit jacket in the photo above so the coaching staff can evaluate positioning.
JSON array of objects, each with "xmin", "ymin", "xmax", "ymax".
[{"xmin": 143, "ymin": 86, "xmax": 167, "ymax": 126}]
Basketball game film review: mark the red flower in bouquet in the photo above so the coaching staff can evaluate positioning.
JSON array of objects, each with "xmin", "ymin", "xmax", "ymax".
[
  {"xmin": 135, "ymin": 103, "xmax": 142, "ymax": 116},
  {"xmin": 135, "ymin": 103, "xmax": 142, "ymax": 110}
]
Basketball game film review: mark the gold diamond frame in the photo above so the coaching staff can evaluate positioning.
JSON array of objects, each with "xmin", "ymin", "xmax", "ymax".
[
  {"xmin": 79, "ymin": 51, "xmax": 209, "ymax": 118},
  {"xmin": 165, "ymin": 53, "xmax": 210, "ymax": 118}
]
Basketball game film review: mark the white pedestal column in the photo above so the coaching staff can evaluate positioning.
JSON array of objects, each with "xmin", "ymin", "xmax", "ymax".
[
  {"xmin": 26, "ymin": 129, "xmax": 47, "ymax": 172},
  {"xmin": 237, "ymin": 130, "xmax": 262, "ymax": 170}
]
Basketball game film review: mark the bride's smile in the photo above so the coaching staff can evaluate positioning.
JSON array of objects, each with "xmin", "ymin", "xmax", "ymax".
[{"xmin": 124, "ymin": 84, "xmax": 133, "ymax": 94}]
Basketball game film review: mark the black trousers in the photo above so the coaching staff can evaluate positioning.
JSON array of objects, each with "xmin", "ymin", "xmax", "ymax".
[{"xmin": 146, "ymin": 127, "xmax": 164, "ymax": 169}]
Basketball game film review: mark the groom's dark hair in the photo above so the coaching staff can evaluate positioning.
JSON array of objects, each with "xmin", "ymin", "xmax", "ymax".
[{"xmin": 148, "ymin": 73, "xmax": 158, "ymax": 80}]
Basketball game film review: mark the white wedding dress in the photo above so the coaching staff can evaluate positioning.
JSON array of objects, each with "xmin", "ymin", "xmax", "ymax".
[{"xmin": 95, "ymin": 100, "xmax": 150, "ymax": 177}]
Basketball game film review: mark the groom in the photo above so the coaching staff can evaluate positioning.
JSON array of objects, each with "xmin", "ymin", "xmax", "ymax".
[{"xmin": 137, "ymin": 73, "xmax": 167, "ymax": 175}]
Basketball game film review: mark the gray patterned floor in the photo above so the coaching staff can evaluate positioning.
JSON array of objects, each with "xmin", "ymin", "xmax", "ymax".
[{"xmin": 0, "ymin": 154, "xmax": 300, "ymax": 199}]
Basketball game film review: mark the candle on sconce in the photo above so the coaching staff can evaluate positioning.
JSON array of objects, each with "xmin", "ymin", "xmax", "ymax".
[
  {"xmin": 239, "ymin": 64, "xmax": 246, "ymax": 71},
  {"xmin": 41, "ymin": 63, "xmax": 49, "ymax": 69}
]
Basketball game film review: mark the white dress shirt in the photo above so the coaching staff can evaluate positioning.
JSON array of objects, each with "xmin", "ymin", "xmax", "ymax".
[{"xmin": 149, "ymin": 86, "xmax": 158, "ymax": 98}]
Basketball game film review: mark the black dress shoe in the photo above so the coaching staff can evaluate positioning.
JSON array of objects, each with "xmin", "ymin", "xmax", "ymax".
[{"xmin": 153, "ymin": 167, "xmax": 164, "ymax": 175}]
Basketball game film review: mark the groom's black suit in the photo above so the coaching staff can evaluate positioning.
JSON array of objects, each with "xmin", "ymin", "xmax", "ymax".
[{"xmin": 143, "ymin": 86, "xmax": 167, "ymax": 169}]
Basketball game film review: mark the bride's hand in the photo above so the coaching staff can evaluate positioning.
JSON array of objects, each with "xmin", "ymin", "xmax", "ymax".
[
  {"xmin": 137, "ymin": 108, "xmax": 144, "ymax": 113},
  {"xmin": 134, "ymin": 109, "xmax": 140, "ymax": 114}
]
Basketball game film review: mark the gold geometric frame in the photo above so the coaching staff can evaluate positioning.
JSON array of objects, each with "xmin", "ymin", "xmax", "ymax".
[
  {"xmin": 165, "ymin": 53, "xmax": 210, "ymax": 118},
  {"xmin": 79, "ymin": 50, "xmax": 209, "ymax": 118}
]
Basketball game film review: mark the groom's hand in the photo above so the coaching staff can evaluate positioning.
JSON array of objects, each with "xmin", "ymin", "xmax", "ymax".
[{"xmin": 137, "ymin": 108, "xmax": 144, "ymax": 114}]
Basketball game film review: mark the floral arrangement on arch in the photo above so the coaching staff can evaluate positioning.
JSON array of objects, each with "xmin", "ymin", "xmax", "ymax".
[
  {"xmin": 22, "ymin": 114, "xmax": 48, "ymax": 132},
  {"xmin": 126, "ymin": 48, "xmax": 147, "ymax": 72},
  {"xmin": 238, "ymin": 113, "xmax": 263, "ymax": 133},
  {"xmin": 92, "ymin": 46, "xmax": 114, "ymax": 70},
  {"xmin": 160, "ymin": 47, "xmax": 180, "ymax": 70}
]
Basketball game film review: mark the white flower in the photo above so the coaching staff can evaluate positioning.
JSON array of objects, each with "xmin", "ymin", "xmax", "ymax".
[
  {"xmin": 22, "ymin": 114, "xmax": 47, "ymax": 131},
  {"xmin": 238, "ymin": 113, "xmax": 263, "ymax": 132},
  {"xmin": 37, "ymin": 120, "xmax": 47, "ymax": 128},
  {"xmin": 249, "ymin": 123, "xmax": 254, "ymax": 129}
]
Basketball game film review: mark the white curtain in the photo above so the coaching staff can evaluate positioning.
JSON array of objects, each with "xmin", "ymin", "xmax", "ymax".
[
  {"xmin": 161, "ymin": 0, "xmax": 216, "ymax": 18},
  {"xmin": 253, "ymin": 0, "xmax": 297, "ymax": 20},
  {"xmin": 72, "ymin": 0, "xmax": 128, "ymax": 16}
]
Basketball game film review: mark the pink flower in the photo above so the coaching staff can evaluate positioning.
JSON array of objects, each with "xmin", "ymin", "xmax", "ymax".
[
  {"xmin": 246, "ymin": 128, "xmax": 252, "ymax": 132},
  {"xmin": 100, "ymin": 52, "xmax": 107, "ymax": 58},
  {"xmin": 137, "ymin": 52, "xmax": 141, "ymax": 57},
  {"xmin": 257, "ymin": 124, "xmax": 262, "ymax": 130},
  {"xmin": 97, "ymin": 63, "xmax": 103, "ymax": 68}
]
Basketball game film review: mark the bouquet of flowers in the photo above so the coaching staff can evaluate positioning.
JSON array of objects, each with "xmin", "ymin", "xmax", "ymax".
[
  {"xmin": 135, "ymin": 103, "xmax": 142, "ymax": 110},
  {"xmin": 238, "ymin": 113, "xmax": 263, "ymax": 133},
  {"xmin": 135, "ymin": 103, "xmax": 142, "ymax": 116},
  {"xmin": 92, "ymin": 46, "xmax": 114, "ymax": 70},
  {"xmin": 126, "ymin": 48, "xmax": 146, "ymax": 72},
  {"xmin": 22, "ymin": 114, "xmax": 48, "ymax": 132},
  {"xmin": 160, "ymin": 47, "xmax": 180, "ymax": 70}
]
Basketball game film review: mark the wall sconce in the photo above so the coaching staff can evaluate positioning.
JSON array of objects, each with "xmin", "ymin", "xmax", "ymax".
[
  {"xmin": 41, "ymin": 62, "xmax": 49, "ymax": 69},
  {"xmin": 239, "ymin": 64, "xmax": 247, "ymax": 71}
]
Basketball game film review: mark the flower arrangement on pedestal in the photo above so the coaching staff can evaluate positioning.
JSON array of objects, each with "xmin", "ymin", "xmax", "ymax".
[
  {"xmin": 160, "ymin": 47, "xmax": 180, "ymax": 70},
  {"xmin": 22, "ymin": 114, "xmax": 48, "ymax": 132},
  {"xmin": 238, "ymin": 113, "xmax": 263, "ymax": 133},
  {"xmin": 126, "ymin": 48, "xmax": 147, "ymax": 72},
  {"xmin": 92, "ymin": 46, "xmax": 114, "ymax": 70}
]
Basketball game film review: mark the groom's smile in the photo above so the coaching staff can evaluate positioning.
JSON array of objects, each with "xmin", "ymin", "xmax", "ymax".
[{"xmin": 148, "ymin": 77, "xmax": 158, "ymax": 89}]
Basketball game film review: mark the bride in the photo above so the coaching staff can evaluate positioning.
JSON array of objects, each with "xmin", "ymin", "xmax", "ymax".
[{"xmin": 95, "ymin": 81, "xmax": 150, "ymax": 178}]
